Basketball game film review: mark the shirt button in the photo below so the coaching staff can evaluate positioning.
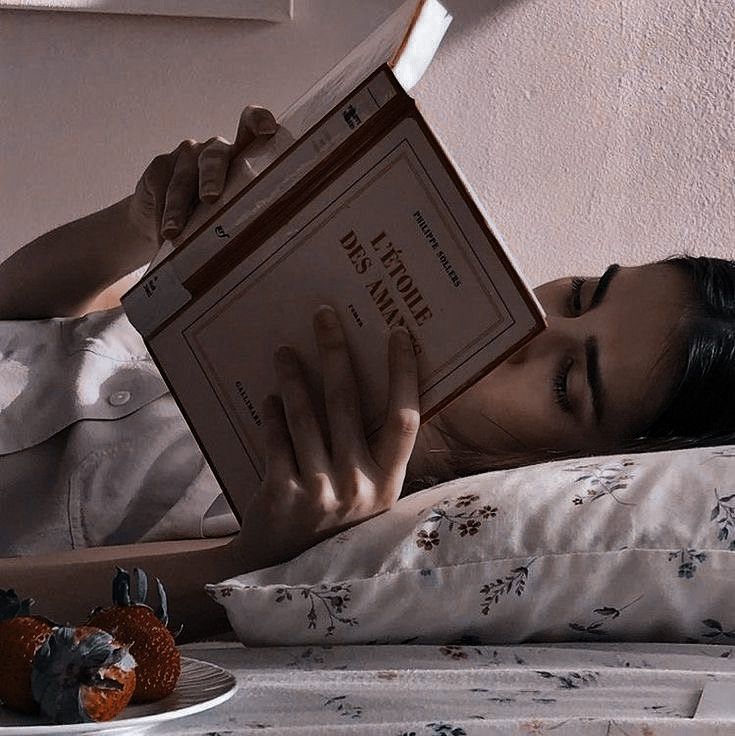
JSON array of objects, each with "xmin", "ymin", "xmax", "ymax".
[{"xmin": 109, "ymin": 390, "xmax": 132, "ymax": 406}]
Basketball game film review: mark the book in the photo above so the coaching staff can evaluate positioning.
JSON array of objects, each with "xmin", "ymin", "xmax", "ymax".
[{"xmin": 121, "ymin": 0, "xmax": 547, "ymax": 521}]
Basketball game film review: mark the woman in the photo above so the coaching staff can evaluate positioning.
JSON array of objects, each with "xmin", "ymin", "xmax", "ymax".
[{"xmin": 1, "ymin": 106, "xmax": 733, "ymax": 638}]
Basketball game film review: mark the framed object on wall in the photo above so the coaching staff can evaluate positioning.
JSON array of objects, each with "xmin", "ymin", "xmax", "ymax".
[{"xmin": 0, "ymin": 0, "xmax": 293, "ymax": 21}]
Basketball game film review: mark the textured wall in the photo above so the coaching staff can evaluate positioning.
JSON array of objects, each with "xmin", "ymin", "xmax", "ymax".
[
  {"xmin": 420, "ymin": 0, "xmax": 735, "ymax": 282},
  {"xmin": 1, "ymin": 0, "xmax": 732, "ymax": 284}
]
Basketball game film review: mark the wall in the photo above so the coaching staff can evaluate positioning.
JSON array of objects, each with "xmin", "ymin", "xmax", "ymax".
[
  {"xmin": 1, "ymin": 0, "xmax": 732, "ymax": 284},
  {"xmin": 0, "ymin": 0, "xmax": 401, "ymax": 258},
  {"xmin": 417, "ymin": 0, "xmax": 734, "ymax": 282}
]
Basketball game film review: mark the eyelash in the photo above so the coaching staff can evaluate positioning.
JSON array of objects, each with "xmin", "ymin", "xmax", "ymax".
[
  {"xmin": 553, "ymin": 356, "xmax": 574, "ymax": 414},
  {"xmin": 553, "ymin": 276, "xmax": 591, "ymax": 415},
  {"xmin": 567, "ymin": 276, "xmax": 586, "ymax": 316}
]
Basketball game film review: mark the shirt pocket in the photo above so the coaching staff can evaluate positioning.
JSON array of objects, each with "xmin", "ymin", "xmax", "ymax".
[
  {"xmin": 0, "ymin": 308, "xmax": 168, "ymax": 454},
  {"xmin": 68, "ymin": 398, "xmax": 225, "ymax": 547}
]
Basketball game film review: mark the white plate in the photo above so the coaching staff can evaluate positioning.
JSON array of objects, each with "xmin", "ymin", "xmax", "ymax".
[{"xmin": 0, "ymin": 656, "xmax": 237, "ymax": 735}]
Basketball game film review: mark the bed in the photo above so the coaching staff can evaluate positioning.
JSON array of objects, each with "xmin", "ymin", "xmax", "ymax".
[
  {"xmin": 159, "ymin": 640, "xmax": 735, "ymax": 734},
  {"xmin": 3, "ymin": 444, "xmax": 735, "ymax": 733}
]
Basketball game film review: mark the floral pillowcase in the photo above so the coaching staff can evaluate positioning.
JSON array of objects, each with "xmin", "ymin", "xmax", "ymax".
[{"xmin": 207, "ymin": 445, "xmax": 735, "ymax": 646}]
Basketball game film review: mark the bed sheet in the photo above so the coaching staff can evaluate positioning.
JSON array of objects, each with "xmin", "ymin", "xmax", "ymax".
[{"xmin": 147, "ymin": 640, "xmax": 735, "ymax": 734}]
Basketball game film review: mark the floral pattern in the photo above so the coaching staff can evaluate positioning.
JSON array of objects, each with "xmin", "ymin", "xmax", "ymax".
[
  {"xmin": 274, "ymin": 583, "xmax": 357, "ymax": 636},
  {"xmin": 566, "ymin": 459, "xmax": 636, "ymax": 506},
  {"xmin": 173, "ymin": 640, "xmax": 735, "ymax": 735},
  {"xmin": 568, "ymin": 595, "xmax": 644, "ymax": 637},
  {"xmin": 398, "ymin": 726, "xmax": 467, "ymax": 736},
  {"xmin": 710, "ymin": 489, "xmax": 735, "ymax": 550},
  {"xmin": 286, "ymin": 646, "xmax": 329, "ymax": 669},
  {"xmin": 707, "ymin": 449, "xmax": 735, "ymax": 460},
  {"xmin": 699, "ymin": 619, "xmax": 735, "ymax": 642},
  {"xmin": 209, "ymin": 445, "xmax": 735, "ymax": 653},
  {"xmin": 480, "ymin": 558, "xmax": 536, "ymax": 614},
  {"xmin": 535, "ymin": 670, "xmax": 599, "ymax": 689},
  {"xmin": 668, "ymin": 548, "xmax": 708, "ymax": 579},
  {"xmin": 416, "ymin": 494, "xmax": 497, "ymax": 551},
  {"xmin": 322, "ymin": 694, "xmax": 363, "ymax": 719},
  {"xmin": 440, "ymin": 645, "xmax": 469, "ymax": 659}
]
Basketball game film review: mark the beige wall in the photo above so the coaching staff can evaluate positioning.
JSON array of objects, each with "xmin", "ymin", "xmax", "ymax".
[
  {"xmin": 417, "ymin": 0, "xmax": 735, "ymax": 283},
  {"xmin": 1, "ymin": 0, "xmax": 732, "ymax": 284}
]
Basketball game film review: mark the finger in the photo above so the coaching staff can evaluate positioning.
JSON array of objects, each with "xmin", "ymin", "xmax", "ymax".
[
  {"xmin": 161, "ymin": 140, "xmax": 200, "ymax": 240},
  {"xmin": 233, "ymin": 105, "xmax": 278, "ymax": 155},
  {"xmin": 133, "ymin": 152, "xmax": 176, "ymax": 243},
  {"xmin": 261, "ymin": 394, "xmax": 298, "ymax": 482},
  {"xmin": 273, "ymin": 345, "xmax": 331, "ymax": 478},
  {"xmin": 198, "ymin": 136, "xmax": 233, "ymax": 204},
  {"xmin": 313, "ymin": 305, "xmax": 369, "ymax": 470},
  {"xmin": 371, "ymin": 327, "xmax": 421, "ymax": 494}
]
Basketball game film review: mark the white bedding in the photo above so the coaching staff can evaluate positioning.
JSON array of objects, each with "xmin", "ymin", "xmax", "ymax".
[
  {"xmin": 160, "ymin": 641, "xmax": 735, "ymax": 734},
  {"xmin": 210, "ymin": 446, "xmax": 735, "ymax": 649}
]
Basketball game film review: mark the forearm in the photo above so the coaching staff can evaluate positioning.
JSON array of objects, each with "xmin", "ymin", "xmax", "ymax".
[
  {"xmin": 0, "ymin": 196, "xmax": 157, "ymax": 320},
  {"xmin": 0, "ymin": 536, "xmax": 274, "ymax": 642}
]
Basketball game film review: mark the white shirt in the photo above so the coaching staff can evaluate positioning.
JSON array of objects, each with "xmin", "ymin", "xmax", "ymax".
[{"xmin": 0, "ymin": 306, "xmax": 238, "ymax": 556}]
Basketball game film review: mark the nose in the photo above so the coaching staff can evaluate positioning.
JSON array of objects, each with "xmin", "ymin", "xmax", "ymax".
[{"xmin": 506, "ymin": 316, "xmax": 576, "ymax": 366}]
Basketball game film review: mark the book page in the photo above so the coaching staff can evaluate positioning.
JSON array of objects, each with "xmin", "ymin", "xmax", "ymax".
[
  {"xmin": 149, "ymin": 115, "xmax": 543, "ymax": 514},
  {"xmin": 279, "ymin": 0, "xmax": 418, "ymax": 138}
]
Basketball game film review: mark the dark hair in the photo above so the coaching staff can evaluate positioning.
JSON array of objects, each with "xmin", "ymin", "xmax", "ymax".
[
  {"xmin": 402, "ymin": 254, "xmax": 735, "ymax": 496},
  {"xmin": 644, "ymin": 255, "xmax": 735, "ymax": 440}
]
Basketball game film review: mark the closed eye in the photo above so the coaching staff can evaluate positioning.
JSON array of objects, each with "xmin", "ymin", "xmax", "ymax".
[{"xmin": 553, "ymin": 356, "xmax": 574, "ymax": 414}]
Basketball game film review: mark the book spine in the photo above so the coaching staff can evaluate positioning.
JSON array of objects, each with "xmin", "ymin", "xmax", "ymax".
[
  {"xmin": 184, "ymin": 95, "xmax": 412, "ymax": 298},
  {"xmin": 122, "ymin": 67, "xmax": 402, "ymax": 337}
]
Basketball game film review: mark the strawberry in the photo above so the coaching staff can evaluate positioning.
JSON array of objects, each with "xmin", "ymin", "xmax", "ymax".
[
  {"xmin": 0, "ymin": 589, "xmax": 55, "ymax": 714},
  {"xmin": 87, "ymin": 568, "xmax": 181, "ymax": 703},
  {"xmin": 32, "ymin": 625, "xmax": 136, "ymax": 723}
]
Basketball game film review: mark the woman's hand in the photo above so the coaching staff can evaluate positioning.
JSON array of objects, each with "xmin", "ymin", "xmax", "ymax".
[
  {"xmin": 127, "ymin": 105, "xmax": 278, "ymax": 245},
  {"xmin": 234, "ymin": 306, "xmax": 420, "ymax": 569}
]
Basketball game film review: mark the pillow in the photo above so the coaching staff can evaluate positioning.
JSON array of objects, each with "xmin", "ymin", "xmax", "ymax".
[{"xmin": 206, "ymin": 445, "xmax": 735, "ymax": 646}]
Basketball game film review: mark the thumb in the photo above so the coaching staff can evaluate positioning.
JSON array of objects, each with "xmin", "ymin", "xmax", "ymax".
[{"xmin": 233, "ymin": 105, "xmax": 278, "ymax": 155}]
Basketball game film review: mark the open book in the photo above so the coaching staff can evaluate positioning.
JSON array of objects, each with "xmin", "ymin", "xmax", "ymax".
[{"xmin": 121, "ymin": 0, "xmax": 546, "ymax": 520}]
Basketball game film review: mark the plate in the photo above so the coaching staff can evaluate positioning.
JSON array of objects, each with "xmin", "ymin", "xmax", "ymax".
[{"xmin": 0, "ymin": 656, "xmax": 237, "ymax": 735}]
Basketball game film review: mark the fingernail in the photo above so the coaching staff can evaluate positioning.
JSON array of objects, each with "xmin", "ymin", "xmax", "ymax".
[
  {"xmin": 256, "ymin": 113, "xmax": 278, "ymax": 136},
  {"xmin": 162, "ymin": 219, "xmax": 178, "ymax": 234},
  {"xmin": 201, "ymin": 184, "xmax": 220, "ymax": 200},
  {"xmin": 315, "ymin": 304, "xmax": 337, "ymax": 328},
  {"xmin": 392, "ymin": 326, "xmax": 413, "ymax": 350}
]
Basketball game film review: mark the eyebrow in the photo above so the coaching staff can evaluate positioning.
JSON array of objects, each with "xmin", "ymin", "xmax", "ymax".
[
  {"xmin": 589, "ymin": 263, "xmax": 621, "ymax": 310},
  {"xmin": 585, "ymin": 265, "xmax": 620, "ymax": 424},
  {"xmin": 585, "ymin": 336, "xmax": 604, "ymax": 424}
]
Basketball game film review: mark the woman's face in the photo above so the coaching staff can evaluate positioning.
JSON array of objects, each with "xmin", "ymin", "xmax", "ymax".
[{"xmin": 427, "ymin": 263, "xmax": 692, "ymax": 459}]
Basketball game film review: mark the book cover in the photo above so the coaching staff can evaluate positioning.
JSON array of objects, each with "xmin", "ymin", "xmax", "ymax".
[{"xmin": 122, "ymin": 1, "xmax": 546, "ymax": 519}]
